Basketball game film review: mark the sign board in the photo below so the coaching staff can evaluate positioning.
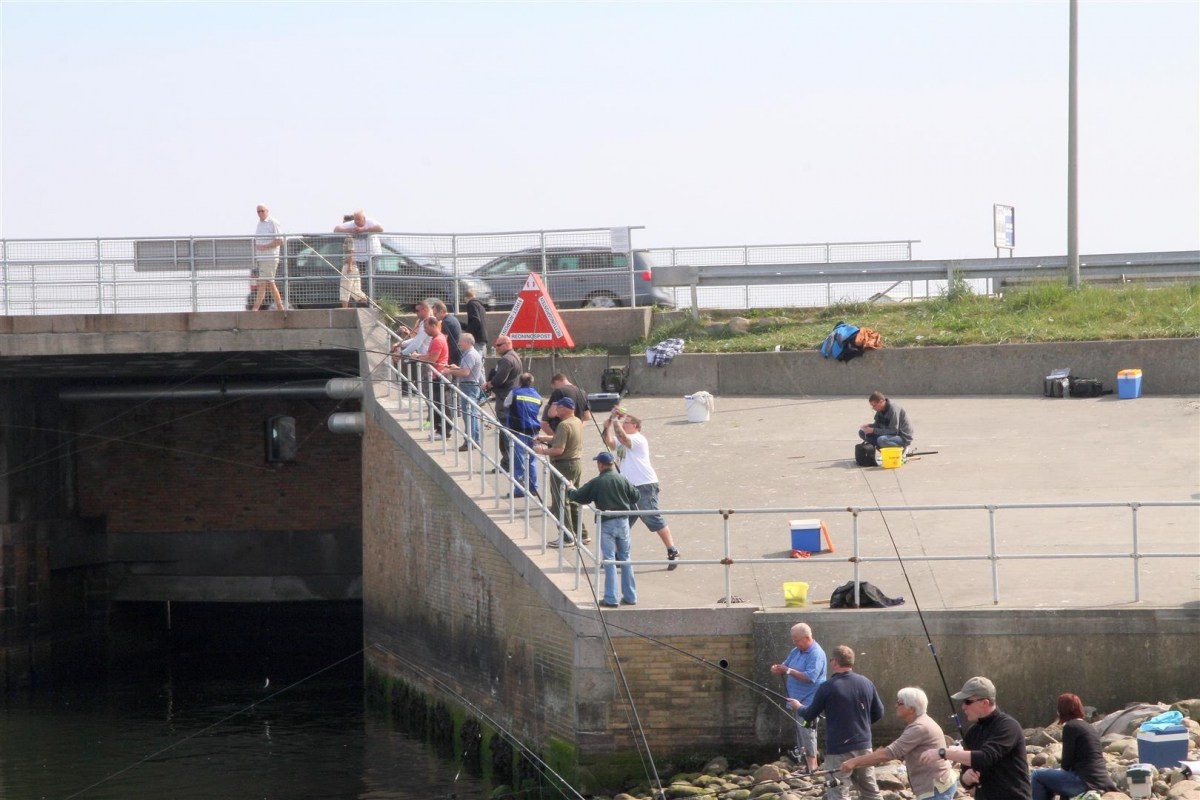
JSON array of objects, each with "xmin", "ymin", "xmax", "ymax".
[
  {"xmin": 993, "ymin": 204, "xmax": 1015, "ymax": 250},
  {"xmin": 499, "ymin": 272, "xmax": 575, "ymax": 349},
  {"xmin": 610, "ymin": 227, "xmax": 631, "ymax": 255}
]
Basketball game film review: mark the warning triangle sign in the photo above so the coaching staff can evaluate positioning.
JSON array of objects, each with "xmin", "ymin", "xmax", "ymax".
[{"xmin": 498, "ymin": 273, "xmax": 575, "ymax": 349}]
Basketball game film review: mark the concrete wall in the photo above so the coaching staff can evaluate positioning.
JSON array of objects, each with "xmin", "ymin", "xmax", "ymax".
[{"xmin": 518, "ymin": 338, "xmax": 1200, "ymax": 397}]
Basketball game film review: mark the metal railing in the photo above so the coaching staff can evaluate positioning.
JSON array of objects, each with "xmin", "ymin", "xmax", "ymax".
[
  {"xmin": 652, "ymin": 248, "xmax": 1200, "ymax": 312},
  {"xmin": 368, "ymin": 318, "xmax": 1197, "ymax": 607},
  {"xmin": 0, "ymin": 226, "xmax": 645, "ymax": 316}
]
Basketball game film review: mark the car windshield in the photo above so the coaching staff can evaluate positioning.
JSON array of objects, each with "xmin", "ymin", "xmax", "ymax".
[{"xmin": 380, "ymin": 237, "xmax": 441, "ymax": 267}]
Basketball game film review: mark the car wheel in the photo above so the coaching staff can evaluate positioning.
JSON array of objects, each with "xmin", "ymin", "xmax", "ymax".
[{"xmin": 582, "ymin": 292, "xmax": 621, "ymax": 309}]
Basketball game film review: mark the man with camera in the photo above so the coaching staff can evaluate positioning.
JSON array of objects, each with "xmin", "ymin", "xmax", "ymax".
[{"xmin": 602, "ymin": 408, "xmax": 681, "ymax": 569}]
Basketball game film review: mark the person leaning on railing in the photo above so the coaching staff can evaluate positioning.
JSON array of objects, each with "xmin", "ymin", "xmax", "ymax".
[
  {"xmin": 444, "ymin": 332, "xmax": 485, "ymax": 450},
  {"xmin": 534, "ymin": 397, "xmax": 587, "ymax": 547}
]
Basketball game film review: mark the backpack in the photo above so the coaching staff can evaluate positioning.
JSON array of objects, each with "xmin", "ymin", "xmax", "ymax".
[
  {"xmin": 829, "ymin": 581, "xmax": 905, "ymax": 609},
  {"xmin": 1069, "ymin": 377, "xmax": 1107, "ymax": 398},
  {"xmin": 820, "ymin": 322, "xmax": 863, "ymax": 362},
  {"xmin": 854, "ymin": 443, "xmax": 876, "ymax": 467}
]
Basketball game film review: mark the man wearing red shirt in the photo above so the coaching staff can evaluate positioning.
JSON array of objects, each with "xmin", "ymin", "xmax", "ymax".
[{"xmin": 413, "ymin": 317, "xmax": 451, "ymax": 438}]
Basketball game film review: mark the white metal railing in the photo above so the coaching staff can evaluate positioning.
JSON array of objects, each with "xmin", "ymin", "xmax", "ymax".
[{"xmin": 370, "ymin": 320, "xmax": 1197, "ymax": 607}]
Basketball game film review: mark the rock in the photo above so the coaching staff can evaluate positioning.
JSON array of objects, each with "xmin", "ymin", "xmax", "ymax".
[
  {"xmin": 750, "ymin": 316, "xmax": 791, "ymax": 330},
  {"xmin": 704, "ymin": 322, "xmax": 729, "ymax": 335},
  {"xmin": 749, "ymin": 781, "xmax": 787, "ymax": 797},
  {"xmin": 752, "ymin": 764, "xmax": 787, "ymax": 784},
  {"xmin": 663, "ymin": 785, "xmax": 712, "ymax": 798},
  {"xmin": 1106, "ymin": 735, "xmax": 1137, "ymax": 754},
  {"xmin": 727, "ymin": 317, "xmax": 752, "ymax": 334},
  {"xmin": 1047, "ymin": 742, "xmax": 1064, "ymax": 761},
  {"xmin": 874, "ymin": 765, "xmax": 909, "ymax": 790},
  {"xmin": 1168, "ymin": 780, "xmax": 1200, "ymax": 798},
  {"xmin": 704, "ymin": 757, "xmax": 729, "ymax": 776},
  {"xmin": 1170, "ymin": 699, "xmax": 1200, "ymax": 720},
  {"xmin": 1029, "ymin": 727, "xmax": 1060, "ymax": 747},
  {"xmin": 882, "ymin": 792, "xmax": 907, "ymax": 800},
  {"xmin": 723, "ymin": 792, "xmax": 752, "ymax": 800}
]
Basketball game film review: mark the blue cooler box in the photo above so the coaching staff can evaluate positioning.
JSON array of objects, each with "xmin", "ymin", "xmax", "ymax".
[
  {"xmin": 1118, "ymin": 369, "xmax": 1143, "ymax": 399},
  {"xmin": 1136, "ymin": 725, "xmax": 1188, "ymax": 768},
  {"xmin": 790, "ymin": 519, "xmax": 823, "ymax": 552}
]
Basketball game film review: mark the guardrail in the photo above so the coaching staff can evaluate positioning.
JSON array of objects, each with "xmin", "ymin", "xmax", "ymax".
[
  {"xmin": 369, "ymin": 320, "xmax": 1198, "ymax": 609},
  {"xmin": 652, "ymin": 249, "xmax": 1200, "ymax": 313}
]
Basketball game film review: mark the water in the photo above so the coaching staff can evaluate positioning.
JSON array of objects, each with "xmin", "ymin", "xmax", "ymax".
[{"xmin": 0, "ymin": 652, "xmax": 486, "ymax": 800}]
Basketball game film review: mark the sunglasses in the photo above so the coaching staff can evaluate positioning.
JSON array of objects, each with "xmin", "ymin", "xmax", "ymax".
[{"xmin": 961, "ymin": 697, "xmax": 987, "ymax": 706}]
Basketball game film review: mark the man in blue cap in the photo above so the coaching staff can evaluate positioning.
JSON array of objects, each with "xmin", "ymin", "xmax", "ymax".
[{"xmin": 568, "ymin": 452, "xmax": 641, "ymax": 607}]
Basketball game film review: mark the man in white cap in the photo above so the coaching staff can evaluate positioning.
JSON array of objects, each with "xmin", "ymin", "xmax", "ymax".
[
  {"xmin": 567, "ymin": 452, "xmax": 640, "ymax": 607},
  {"xmin": 922, "ymin": 676, "xmax": 1030, "ymax": 800}
]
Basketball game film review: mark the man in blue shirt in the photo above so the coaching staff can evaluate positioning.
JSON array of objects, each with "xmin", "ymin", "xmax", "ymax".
[
  {"xmin": 792, "ymin": 645, "xmax": 885, "ymax": 800},
  {"xmin": 505, "ymin": 373, "xmax": 542, "ymax": 500},
  {"xmin": 771, "ymin": 622, "xmax": 827, "ymax": 773}
]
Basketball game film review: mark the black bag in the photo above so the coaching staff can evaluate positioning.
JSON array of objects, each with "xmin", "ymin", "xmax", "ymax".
[
  {"xmin": 1069, "ymin": 377, "xmax": 1105, "ymax": 398},
  {"xmin": 830, "ymin": 581, "xmax": 905, "ymax": 609},
  {"xmin": 854, "ymin": 443, "xmax": 876, "ymax": 467}
]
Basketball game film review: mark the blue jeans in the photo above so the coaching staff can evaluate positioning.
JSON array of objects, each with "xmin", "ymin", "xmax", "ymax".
[
  {"xmin": 600, "ymin": 516, "xmax": 635, "ymax": 605},
  {"xmin": 859, "ymin": 430, "xmax": 905, "ymax": 448},
  {"xmin": 1032, "ymin": 769, "xmax": 1087, "ymax": 800},
  {"xmin": 459, "ymin": 383, "xmax": 482, "ymax": 444},
  {"xmin": 513, "ymin": 433, "xmax": 539, "ymax": 497}
]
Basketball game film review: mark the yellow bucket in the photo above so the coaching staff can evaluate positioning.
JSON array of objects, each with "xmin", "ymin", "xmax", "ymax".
[
  {"xmin": 784, "ymin": 581, "xmax": 809, "ymax": 608},
  {"xmin": 879, "ymin": 447, "xmax": 904, "ymax": 469}
]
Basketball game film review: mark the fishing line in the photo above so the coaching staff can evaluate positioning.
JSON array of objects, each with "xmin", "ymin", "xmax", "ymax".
[
  {"xmin": 860, "ymin": 467, "xmax": 964, "ymax": 740},
  {"xmin": 62, "ymin": 647, "xmax": 367, "ymax": 800},
  {"xmin": 369, "ymin": 642, "xmax": 587, "ymax": 800}
]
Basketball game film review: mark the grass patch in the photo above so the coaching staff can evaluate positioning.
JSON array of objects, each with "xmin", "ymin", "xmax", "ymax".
[{"xmin": 634, "ymin": 280, "xmax": 1199, "ymax": 353}]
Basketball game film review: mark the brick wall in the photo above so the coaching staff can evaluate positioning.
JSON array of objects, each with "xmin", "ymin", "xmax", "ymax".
[{"xmin": 76, "ymin": 397, "xmax": 360, "ymax": 533}]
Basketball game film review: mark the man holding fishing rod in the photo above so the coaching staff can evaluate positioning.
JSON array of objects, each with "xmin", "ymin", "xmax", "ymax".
[{"xmin": 771, "ymin": 623, "xmax": 827, "ymax": 774}]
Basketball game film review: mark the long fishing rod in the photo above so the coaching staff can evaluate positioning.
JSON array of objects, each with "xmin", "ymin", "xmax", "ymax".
[
  {"xmin": 860, "ymin": 468, "xmax": 965, "ymax": 741},
  {"xmin": 369, "ymin": 642, "xmax": 587, "ymax": 800}
]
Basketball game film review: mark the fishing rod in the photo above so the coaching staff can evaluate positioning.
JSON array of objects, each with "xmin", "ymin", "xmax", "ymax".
[
  {"xmin": 860, "ymin": 468, "xmax": 965, "ymax": 741},
  {"xmin": 369, "ymin": 642, "xmax": 587, "ymax": 800}
]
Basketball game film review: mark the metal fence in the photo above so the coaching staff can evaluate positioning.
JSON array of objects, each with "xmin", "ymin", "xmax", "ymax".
[
  {"xmin": 369, "ymin": 318, "xmax": 1199, "ymax": 609},
  {"xmin": 0, "ymin": 227, "xmax": 646, "ymax": 316}
]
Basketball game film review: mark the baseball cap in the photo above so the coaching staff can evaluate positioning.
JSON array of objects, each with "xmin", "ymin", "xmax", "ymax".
[
  {"xmin": 554, "ymin": 397, "xmax": 576, "ymax": 409},
  {"xmin": 593, "ymin": 451, "xmax": 615, "ymax": 464},
  {"xmin": 951, "ymin": 676, "xmax": 996, "ymax": 700}
]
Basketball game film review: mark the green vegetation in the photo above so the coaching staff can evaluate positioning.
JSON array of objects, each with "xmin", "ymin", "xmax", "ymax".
[{"xmin": 634, "ymin": 280, "xmax": 1199, "ymax": 353}]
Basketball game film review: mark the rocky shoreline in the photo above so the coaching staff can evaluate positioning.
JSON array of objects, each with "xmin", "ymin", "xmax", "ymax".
[{"xmin": 592, "ymin": 699, "xmax": 1200, "ymax": 800}]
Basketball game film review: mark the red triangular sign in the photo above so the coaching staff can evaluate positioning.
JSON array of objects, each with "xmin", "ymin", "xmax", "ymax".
[{"xmin": 499, "ymin": 273, "xmax": 575, "ymax": 349}]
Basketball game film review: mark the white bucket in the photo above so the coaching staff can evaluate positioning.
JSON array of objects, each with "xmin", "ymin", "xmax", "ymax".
[{"xmin": 685, "ymin": 391, "xmax": 714, "ymax": 423}]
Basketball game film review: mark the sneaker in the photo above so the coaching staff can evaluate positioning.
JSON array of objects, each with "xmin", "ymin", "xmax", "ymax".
[
  {"xmin": 581, "ymin": 533, "xmax": 592, "ymax": 545},
  {"xmin": 458, "ymin": 443, "xmax": 470, "ymax": 452},
  {"xmin": 620, "ymin": 599, "xmax": 637, "ymax": 606},
  {"xmin": 787, "ymin": 748, "xmax": 803, "ymax": 763},
  {"xmin": 431, "ymin": 433, "xmax": 444, "ymax": 441},
  {"xmin": 599, "ymin": 600, "xmax": 619, "ymax": 608},
  {"xmin": 667, "ymin": 547, "xmax": 680, "ymax": 571},
  {"xmin": 547, "ymin": 538, "xmax": 576, "ymax": 548}
]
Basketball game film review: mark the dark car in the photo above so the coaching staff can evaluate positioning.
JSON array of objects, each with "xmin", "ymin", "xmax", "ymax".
[
  {"xmin": 247, "ymin": 236, "xmax": 493, "ymax": 311},
  {"xmin": 470, "ymin": 247, "xmax": 674, "ymax": 310}
]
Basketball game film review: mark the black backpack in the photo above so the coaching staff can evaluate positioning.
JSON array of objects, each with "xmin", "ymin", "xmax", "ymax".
[
  {"xmin": 854, "ymin": 443, "xmax": 876, "ymax": 467},
  {"xmin": 830, "ymin": 581, "xmax": 905, "ymax": 609}
]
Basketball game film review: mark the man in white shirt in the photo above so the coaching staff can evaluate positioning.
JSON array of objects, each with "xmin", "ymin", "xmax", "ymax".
[
  {"xmin": 601, "ymin": 410, "xmax": 681, "ymax": 570},
  {"xmin": 251, "ymin": 204, "xmax": 285, "ymax": 311},
  {"xmin": 333, "ymin": 209, "xmax": 384, "ymax": 272}
]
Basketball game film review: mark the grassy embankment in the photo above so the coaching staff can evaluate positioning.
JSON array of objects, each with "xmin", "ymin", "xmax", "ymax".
[{"xmin": 635, "ymin": 279, "xmax": 1199, "ymax": 354}]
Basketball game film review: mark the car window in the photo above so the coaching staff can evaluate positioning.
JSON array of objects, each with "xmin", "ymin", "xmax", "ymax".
[
  {"xmin": 551, "ymin": 255, "xmax": 581, "ymax": 272},
  {"xmin": 483, "ymin": 256, "xmax": 537, "ymax": 276}
]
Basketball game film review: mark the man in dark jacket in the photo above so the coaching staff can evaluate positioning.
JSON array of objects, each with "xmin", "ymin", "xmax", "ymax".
[
  {"xmin": 859, "ymin": 391, "xmax": 914, "ymax": 451},
  {"xmin": 568, "ymin": 452, "xmax": 640, "ymax": 607},
  {"xmin": 792, "ymin": 645, "xmax": 884, "ymax": 800},
  {"xmin": 484, "ymin": 335, "xmax": 521, "ymax": 471},
  {"xmin": 925, "ymin": 676, "xmax": 1031, "ymax": 800},
  {"xmin": 463, "ymin": 289, "xmax": 488, "ymax": 356},
  {"xmin": 505, "ymin": 373, "xmax": 542, "ymax": 500}
]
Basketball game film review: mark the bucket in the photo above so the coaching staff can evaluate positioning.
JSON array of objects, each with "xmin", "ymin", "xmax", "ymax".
[
  {"xmin": 879, "ymin": 447, "xmax": 904, "ymax": 469},
  {"xmin": 685, "ymin": 391, "xmax": 714, "ymax": 423},
  {"xmin": 783, "ymin": 581, "xmax": 809, "ymax": 608}
]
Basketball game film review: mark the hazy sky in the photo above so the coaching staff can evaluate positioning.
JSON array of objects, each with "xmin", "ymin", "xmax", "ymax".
[{"xmin": 2, "ymin": 0, "xmax": 1197, "ymax": 259}]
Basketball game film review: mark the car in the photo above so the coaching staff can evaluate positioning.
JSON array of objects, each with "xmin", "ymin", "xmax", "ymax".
[
  {"xmin": 470, "ymin": 247, "xmax": 675, "ymax": 311},
  {"xmin": 247, "ymin": 236, "xmax": 493, "ymax": 311}
]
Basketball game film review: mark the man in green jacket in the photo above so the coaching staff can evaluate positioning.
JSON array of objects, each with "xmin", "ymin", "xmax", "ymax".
[{"xmin": 568, "ymin": 452, "xmax": 641, "ymax": 608}]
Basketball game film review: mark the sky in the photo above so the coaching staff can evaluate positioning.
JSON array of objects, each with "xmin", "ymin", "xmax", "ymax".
[{"xmin": 2, "ymin": 0, "xmax": 1197, "ymax": 260}]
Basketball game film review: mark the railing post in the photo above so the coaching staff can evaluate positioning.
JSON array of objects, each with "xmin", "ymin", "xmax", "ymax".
[
  {"xmin": 188, "ymin": 237, "xmax": 198, "ymax": 312},
  {"xmin": 852, "ymin": 510, "xmax": 861, "ymax": 605},
  {"xmin": 1131, "ymin": 502, "xmax": 1142, "ymax": 602},
  {"xmin": 722, "ymin": 510, "xmax": 733, "ymax": 607},
  {"xmin": 987, "ymin": 506, "xmax": 1000, "ymax": 604},
  {"xmin": 451, "ymin": 234, "xmax": 460, "ymax": 313}
]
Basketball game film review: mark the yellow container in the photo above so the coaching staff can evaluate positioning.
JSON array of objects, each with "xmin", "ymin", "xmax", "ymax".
[
  {"xmin": 783, "ymin": 581, "xmax": 809, "ymax": 608},
  {"xmin": 879, "ymin": 447, "xmax": 904, "ymax": 469}
]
